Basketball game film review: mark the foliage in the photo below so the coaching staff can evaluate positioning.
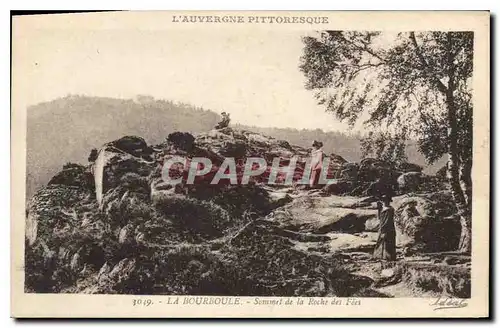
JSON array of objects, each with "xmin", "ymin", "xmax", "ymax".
[
  {"xmin": 399, "ymin": 263, "xmax": 470, "ymax": 298},
  {"xmin": 24, "ymin": 240, "xmax": 76, "ymax": 293},
  {"xmin": 153, "ymin": 195, "xmax": 233, "ymax": 241},
  {"xmin": 360, "ymin": 130, "xmax": 408, "ymax": 164},
  {"xmin": 167, "ymin": 132, "xmax": 196, "ymax": 152},
  {"xmin": 299, "ymin": 31, "xmax": 473, "ymax": 166},
  {"xmin": 119, "ymin": 172, "xmax": 151, "ymax": 194},
  {"xmin": 191, "ymin": 184, "xmax": 273, "ymax": 219}
]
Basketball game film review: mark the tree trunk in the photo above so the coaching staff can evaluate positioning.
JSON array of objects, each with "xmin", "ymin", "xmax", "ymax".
[
  {"xmin": 457, "ymin": 206, "xmax": 472, "ymax": 253},
  {"xmin": 445, "ymin": 32, "xmax": 471, "ymax": 254},
  {"xmin": 447, "ymin": 121, "xmax": 472, "ymax": 254},
  {"xmin": 459, "ymin": 154, "xmax": 473, "ymax": 209}
]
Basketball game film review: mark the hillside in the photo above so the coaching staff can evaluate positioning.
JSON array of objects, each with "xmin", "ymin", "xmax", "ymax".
[
  {"xmin": 27, "ymin": 96, "xmax": 219, "ymax": 197},
  {"xmin": 26, "ymin": 96, "xmax": 444, "ymax": 198}
]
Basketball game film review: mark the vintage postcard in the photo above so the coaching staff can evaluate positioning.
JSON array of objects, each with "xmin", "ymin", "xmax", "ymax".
[{"xmin": 11, "ymin": 11, "xmax": 490, "ymax": 318}]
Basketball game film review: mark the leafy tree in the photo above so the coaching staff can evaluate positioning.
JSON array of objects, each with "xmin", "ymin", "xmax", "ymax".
[{"xmin": 300, "ymin": 31, "xmax": 473, "ymax": 253}]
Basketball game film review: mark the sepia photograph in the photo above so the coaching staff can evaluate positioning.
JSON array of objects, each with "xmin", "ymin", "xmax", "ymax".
[{"xmin": 11, "ymin": 11, "xmax": 490, "ymax": 318}]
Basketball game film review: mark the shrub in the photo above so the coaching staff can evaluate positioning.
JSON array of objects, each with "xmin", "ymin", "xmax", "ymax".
[
  {"xmin": 219, "ymin": 141, "xmax": 247, "ymax": 158},
  {"xmin": 48, "ymin": 164, "xmax": 94, "ymax": 190},
  {"xmin": 105, "ymin": 191, "xmax": 152, "ymax": 230},
  {"xmin": 119, "ymin": 172, "xmax": 151, "ymax": 194},
  {"xmin": 101, "ymin": 244, "xmax": 237, "ymax": 295},
  {"xmin": 24, "ymin": 240, "xmax": 76, "ymax": 293},
  {"xmin": 88, "ymin": 148, "xmax": 99, "ymax": 162},
  {"xmin": 221, "ymin": 221, "xmax": 358, "ymax": 296},
  {"xmin": 399, "ymin": 263, "xmax": 471, "ymax": 298},
  {"xmin": 167, "ymin": 132, "xmax": 195, "ymax": 152},
  {"xmin": 192, "ymin": 184, "xmax": 273, "ymax": 218},
  {"xmin": 153, "ymin": 195, "xmax": 233, "ymax": 241}
]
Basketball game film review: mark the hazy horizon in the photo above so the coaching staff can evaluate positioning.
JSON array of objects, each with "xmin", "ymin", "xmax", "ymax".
[{"xmin": 16, "ymin": 26, "xmax": 353, "ymax": 133}]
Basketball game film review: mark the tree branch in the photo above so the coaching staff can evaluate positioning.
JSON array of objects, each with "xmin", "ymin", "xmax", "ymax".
[
  {"xmin": 409, "ymin": 32, "xmax": 449, "ymax": 94},
  {"xmin": 337, "ymin": 33, "xmax": 387, "ymax": 64}
]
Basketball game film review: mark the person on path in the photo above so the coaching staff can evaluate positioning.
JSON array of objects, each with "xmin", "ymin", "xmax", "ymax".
[{"xmin": 373, "ymin": 194, "xmax": 397, "ymax": 261}]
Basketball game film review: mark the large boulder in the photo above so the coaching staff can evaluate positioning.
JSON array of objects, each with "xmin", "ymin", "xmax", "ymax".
[
  {"xmin": 395, "ymin": 162, "xmax": 423, "ymax": 173},
  {"xmin": 327, "ymin": 158, "xmax": 406, "ymax": 196},
  {"xmin": 322, "ymin": 179, "xmax": 354, "ymax": 195},
  {"xmin": 92, "ymin": 143, "xmax": 155, "ymax": 205},
  {"xmin": 270, "ymin": 196, "xmax": 377, "ymax": 234},
  {"xmin": 196, "ymin": 129, "xmax": 346, "ymax": 186},
  {"xmin": 337, "ymin": 163, "xmax": 359, "ymax": 181},
  {"xmin": 108, "ymin": 136, "xmax": 153, "ymax": 159},
  {"xmin": 26, "ymin": 184, "xmax": 96, "ymax": 245},
  {"xmin": 392, "ymin": 192, "xmax": 461, "ymax": 252},
  {"xmin": 397, "ymin": 172, "xmax": 425, "ymax": 194}
]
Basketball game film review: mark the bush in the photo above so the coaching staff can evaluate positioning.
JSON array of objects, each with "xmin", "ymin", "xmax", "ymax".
[
  {"xmin": 24, "ymin": 240, "xmax": 76, "ymax": 293},
  {"xmin": 48, "ymin": 164, "xmax": 94, "ymax": 190},
  {"xmin": 153, "ymin": 195, "xmax": 233, "ymax": 241},
  {"xmin": 105, "ymin": 190, "xmax": 152, "ymax": 230},
  {"xmin": 192, "ymin": 184, "xmax": 273, "ymax": 218},
  {"xmin": 119, "ymin": 172, "xmax": 151, "ymax": 194},
  {"xmin": 96, "ymin": 244, "xmax": 238, "ymax": 295},
  {"xmin": 221, "ymin": 220, "xmax": 362, "ymax": 297},
  {"xmin": 150, "ymin": 245, "xmax": 235, "ymax": 295},
  {"xmin": 400, "ymin": 263, "xmax": 471, "ymax": 298},
  {"xmin": 167, "ymin": 132, "xmax": 195, "ymax": 152},
  {"xmin": 219, "ymin": 141, "xmax": 247, "ymax": 158},
  {"xmin": 88, "ymin": 148, "xmax": 99, "ymax": 162}
]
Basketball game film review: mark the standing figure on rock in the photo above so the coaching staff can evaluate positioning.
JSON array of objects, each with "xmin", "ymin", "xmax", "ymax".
[
  {"xmin": 373, "ymin": 194, "xmax": 397, "ymax": 261},
  {"xmin": 309, "ymin": 140, "xmax": 325, "ymax": 189}
]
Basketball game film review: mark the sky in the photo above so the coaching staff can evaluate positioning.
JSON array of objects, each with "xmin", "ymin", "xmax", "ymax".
[{"xmin": 14, "ymin": 24, "xmax": 352, "ymax": 132}]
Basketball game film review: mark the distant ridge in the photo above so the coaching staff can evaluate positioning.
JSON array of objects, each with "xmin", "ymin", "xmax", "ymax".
[{"xmin": 26, "ymin": 95, "xmax": 444, "ymax": 198}]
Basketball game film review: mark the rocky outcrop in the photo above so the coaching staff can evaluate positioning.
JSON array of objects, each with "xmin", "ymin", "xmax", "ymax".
[
  {"xmin": 268, "ymin": 190, "xmax": 461, "ymax": 253},
  {"xmin": 322, "ymin": 157, "xmax": 444, "ymax": 197},
  {"xmin": 108, "ymin": 136, "xmax": 153, "ymax": 159},
  {"xmin": 392, "ymin": 192, "xmax": 461, "ymax": 252},
  {"xmin": 25, "ymin": 127, "xmax": 465, "ymax": 296},
  {"xmin": 93, "ymin": 137, "xmax": 156, "ymax": 206},
  {"xmin": 196, "ymin": 127, "xmax": 347, "ymax": 185}
]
